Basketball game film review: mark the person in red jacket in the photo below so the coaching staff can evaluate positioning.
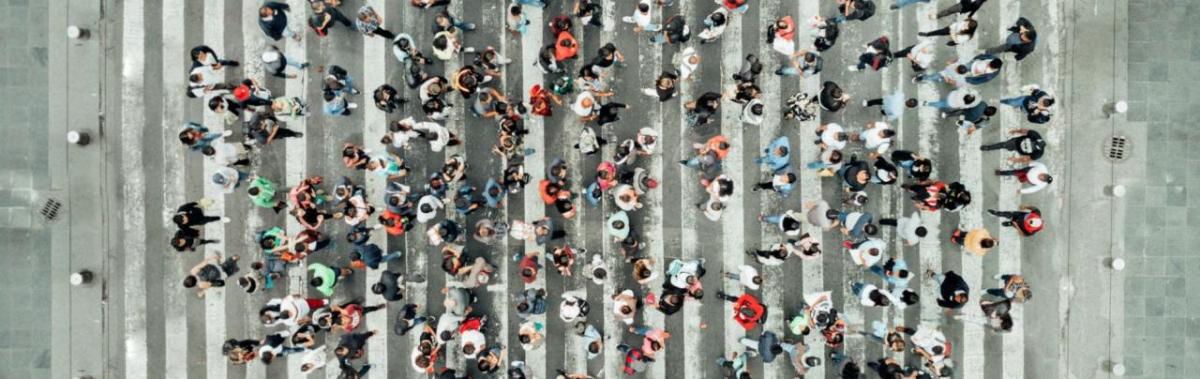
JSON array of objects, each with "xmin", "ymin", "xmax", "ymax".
[
  {"xmin": 554, "ymin": 31, "xmax": 579, "ymax": 62},
  {"xmin": 988, "ymin": 206, "xmax": 1043, "ymax": 236},
  {"xmin": 716, "ymin": 291, "xmax": 766, "ymax": 330}
]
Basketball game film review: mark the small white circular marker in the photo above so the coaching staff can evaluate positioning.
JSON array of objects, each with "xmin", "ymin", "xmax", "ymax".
[
  {"xmin": 1108, "ymin": 184, "xmax": 1126, "ymax": 198},
  {"xmin": 1113, "ymin": 101, "xmax": 1128, "ymax": 114},
  {"xmin": 1110, "ymin": 258, "xmax": 1126, "ymax": 271},
  {"xmin": 1111, "ymin": 362, "xmax": 1126, "ymax": 376},
  {"xmin": 66, "ymin": 131, "xmax": 81, "ymax": 143}
]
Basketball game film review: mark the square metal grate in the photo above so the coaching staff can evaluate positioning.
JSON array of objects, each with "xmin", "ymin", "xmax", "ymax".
[{"xmin": 1103, "ymin": 135, "xmax": 1130, "ymax": 162}]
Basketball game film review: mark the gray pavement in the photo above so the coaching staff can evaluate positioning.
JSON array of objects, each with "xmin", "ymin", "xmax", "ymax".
[{"xmin": 10, "ymin": 0, "xmax": 1195, "ymax": 378}]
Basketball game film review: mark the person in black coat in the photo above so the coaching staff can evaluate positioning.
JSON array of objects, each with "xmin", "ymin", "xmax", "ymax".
[
  {"xmin": 257, "ymin": 2, "xmax": 300, "ymax": 41},
  {"xmin": 933, "ymin": 270, "xmax": 970, "ymax": 309},
  {"xmin": 371, "ymin": 270, "xmax": 406, "ymax": 301},
  {"xmin": 986, "ymin": 17, "xmax": 1037, "ymax": 60}
]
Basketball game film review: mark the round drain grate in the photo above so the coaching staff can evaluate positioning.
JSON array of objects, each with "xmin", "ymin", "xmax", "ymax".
[{"xmin": 1103, "ymin": 135, "xmax": 1130, "ymax": 162}]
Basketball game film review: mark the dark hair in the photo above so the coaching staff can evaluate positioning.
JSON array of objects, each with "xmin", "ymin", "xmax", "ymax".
[
  {"xmin": 248, "ymin": 187, "xmax": 260, "ymax": 196},
  {"xmin": 183, "ymin": 276, "xmax": 198, "ymax": 288},
  {"xmin": 955, "ymin": 65, "xmax": 969, "ymax": 74},
  {"xmin": 901, "ymin": 290, "xmax": 920, "ymax": 305},
  {"xmin": 1043, "ymin": 97, "xmax": 1056, "ymax": 107},
  {"xmin": 988, "ymin": 59, "xmax": 1003, "ymax": 70},
  {"xmin": 905, "ymin": 98, "xmax": 918, "ymax": 108},
  {"xmin": 440, "ymin": 330, "xmax": 453, "ymax": 341},
  {"xmin": 638, "ymin": 3, "xmax": 649, "ymax": 12},
  {"xmin": 881, "ymin": 129, "xmax": 896, "ymax": 138},
  {"xmin": 981, "ymin": 238, "xmax": 996, "ymax": 248},
  {"xmin": 864, "ymin": 224, "xmax": 879, "ymax": 236},
  {"xmin": 259, "ymin": 238, "xmax": 275, "ymax": 249},
  {"xmin": 963, "ymin": 94, "xmax": 977, "ymax": 105},
  {"xmin": 984, "ymin": 106, "xmax": 998, "ymax": 116},
  {"xmin": 310, "ymin": 277, "xmax": 323, "ymax": 287},
  {"xmin": 519, "ymin": 334, "xmax": 531, "ymax": 343},
  {"xmin": 433, "ymin": 36, "xmax": 448, "ymax": 50},
  {"xmin": 915, "ymin": 226, "xmax": 928, "ymax": 237}
]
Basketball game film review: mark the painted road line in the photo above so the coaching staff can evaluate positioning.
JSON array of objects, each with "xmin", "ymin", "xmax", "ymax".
[
  {"xmin": 559, "ymin": 2, "xmax": 592, "ymax": 374},
  {"xmin": 395, "ymin": 2, "xmax": 430, "ymax": 376},
  {"xmin": 520, "ymin": 2, "xmax": 548, "ymax": 376},
  {"xmin": 951, "ymin": 4, "xmax": 987, "ymax": 378},
  {"xmin": 236, "ymin": 2, "xmax": 271, "ymax": 377},
  {"xmin": 490, "ymin": 1, "xmax": 512, "ymax": 375},
  {"xmin": 278, "ymin": 1, "xmax": 311, "ymax": 377},
  {"xmin": 674, "ymin": 0, "xmax": 705, "ymax": 376},
  {"xmin": 362, "ymin": 0, "xmax": 389, "ymax": 377},
  {"xmin": 795, "ymin": 0, "xmax": 825, "ymax": 375},
  {"xmin": 719, "ymin": 6, "xmax": 746, "ymax": 362},
  {"xmin": 756, "ymin": 0, "xmax": 788, "ymax": 377},
  {"xmin": 161, "ymin": 0, "xmax": 188, "ymax": 377},
  {"xmin": 200, "ymin": 1, "xmax": 229, "ymax": 378},
  {"xmin": 915, "ymin": 0, "xmax": 945, "ymax": 331},
  {"xmin": 121, "ymin": 0, "xmax": 150, "ymax": 378},
  {"xmin": 597, "ymin": 1, "xmax": 626, "ymax": 378}
]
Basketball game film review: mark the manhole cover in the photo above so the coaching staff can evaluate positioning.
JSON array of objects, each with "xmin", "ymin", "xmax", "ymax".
[
  {"xmin": 1103, "ymin": 135, "xmax": 1130, "ymax": 162},
  {"xmin": 39, "ymin": 198, "xmax": 63, "ymax": 222}
]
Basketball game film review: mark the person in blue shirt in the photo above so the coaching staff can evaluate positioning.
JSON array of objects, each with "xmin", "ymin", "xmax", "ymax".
[
  {"xmin": 755, "ymin": 136, "xmax": 792, "ymax": 173},
  {"xmin": 323, "ymin": 90, "xmax": 357, "ymax": 116},
  {"xmin": 862, "ymin": 89, "xmax": 917, "ymax": 121}
]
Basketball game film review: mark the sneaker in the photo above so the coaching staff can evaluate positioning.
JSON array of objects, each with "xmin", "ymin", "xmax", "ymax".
[
  {"xmin": 222, "ymin": 130, "xmax": 234, "ymax": 137},
  {"xmin": 940, "ymin": 112, "xmax": 948, "ymax": 119},
  {"xmin": 842, "ymin": 240, "xmax": 853, "ymax": 249},
  {"xmin": 862, "ymin": 100, "xmax": 869, "ymax": 107},
  {"xmin": 347, "ymin": 102, "xmax": 359, "ymax": 109},
  {"xmin": 847, "ymin": 65, "xmax": 860, "ymax": 72},
  {"xmin": 221, "ymin": 217, "xmax": 232, "ymax": 223}
]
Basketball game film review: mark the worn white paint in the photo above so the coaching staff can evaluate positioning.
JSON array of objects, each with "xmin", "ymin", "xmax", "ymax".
[
  {"xmin": 121, "ymin": 0, "xmax": 149, "ymax": 378},
  {"xmin": 201, "ymin": 1, "xmax": 228, "ymax": 378},
  {"xmin": 161, "ymin": 0, "xmax": 188, "ymax": 377}
]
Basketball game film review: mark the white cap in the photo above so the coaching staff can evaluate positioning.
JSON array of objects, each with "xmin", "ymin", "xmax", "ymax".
[{"xmin": 261, "ymin": 50, "xmax": 281, "ymax": 63}]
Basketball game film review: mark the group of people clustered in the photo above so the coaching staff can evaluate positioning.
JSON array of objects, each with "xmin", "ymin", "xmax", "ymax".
[{"xmin": 166, "ymin": 0, "xmax": 1052, "ymax": 377}]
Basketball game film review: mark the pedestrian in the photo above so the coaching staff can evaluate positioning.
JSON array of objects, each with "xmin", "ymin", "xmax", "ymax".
[
  {"xmin": 988, "ymin": 206, "xmax": 1044, "ymax": 236},
  {"xmin": 862, "ymin": 89, "xmax": 917, "ymax": 121},
  {"xmin": 309, "ymin": 0, "xmax": 355, "ymax": 37},
  {"xmin": 986, "ymin": 274, "xmax": 1033, "ymax": 303},
  {"xmin": 949, "ymin": 227, "xmax": 996, "ymax": 257},
  {"xmin": 621, "ymin": 1, "xmax": 661, "ymax": 33},
  {"xmin": 355, "ymin": 5, "xmax": 395, "ymax": 39},
  {"xmin": 981, "ymin": 128, "xmax": 1046, "ymax": 162},
  {"xmin": 308, "ymin": 262, "xmax": 354, "ymax": 297},
  {"xmin": 831, "ymin": 0, "xmax": 878, "ymax": 24},
  {"xmin": 751, "ymin": 171, "xmax": 797, "ymax": 197},
  {"xmin": 844, "ymin": 237, "xmax": 885, "ymax": 268},
  {"xmin": 986, "ymin": 17, "xmax": 1037, "ymax": 60},
  {"xmin": 760, "ymin": 209, "xmax": 804, "ymax": 236},
  {"xmin": 849, "ymin": 35, "xmax": 892, "ymax": 72},
  {"xmin": 924, "ymin": 86, "xmax": 980, "ymax": 116},
  {"xmin": 918, "ymin": 17, "xmax": 978, "ymax": 46},
  {"xmin": 698, "ymin": 7, "xmax": 729, "ymax": 44},
  {"xmin": 996, "ymin": 161, "xmax": 1053, "ymax": 194},
  {"xmin": 755, "ymin": 136, "xmax": 792, "ymax": 173},
  {"xmin": 936, "ymin": 0, "xmax": 988, "ymax": 19},
  {"xmin": 651, "ymin": 14, "xmax": 690, "ymax": 44},
  {"xmin": 183, "ymin": 254, "xmax": 240, "ymax": 298},
  {"xmin": 851, "ymin": 281, "xmax": 896, "ymax": 307},
  {"xmin": 723, "ymin": 264, "xmax": 762, "ymax": 290},
  {"xmin": 261, "ymin": 45, "xmax": 308, "ymax": 79},
  {"xmin": 962, "ymin": 53, "xmax": 1004, "ymax": 85},
  {"xmin": 929, "ymin": 270, "xmax": 970, "ymax": 310},
  {"xmin": 715, "ymin": 291, "xmax": 767, "ymax": 330},
  {"xmin": 1000, "ymin": 84, "xmax": 1055, "ymax": 124},
  {"xmin": 258, "ymin": 2, "xmax": 301, "ymax": 42}
]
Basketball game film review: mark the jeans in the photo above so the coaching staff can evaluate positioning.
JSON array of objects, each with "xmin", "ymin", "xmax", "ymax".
[
  {"xmin": 851, "ymin": 282, "xmax": 866, "ymax": 297},
  {"xmin": 516, "ymin": 0, "xmax": 546, "ymax": 7},
  {"xmin": 915, "ymin": 72, "xmax": 945, "ymax": 83},
  {"xmin": 762, "ymin": 215, "xmax": 783, "ymax": 225},
  {"xmin": 925, "ymin": 99, "xmax": 953, "ymax": 111},
  {"xmin": 285, "ymin": 56, "xmax": 306, "ymax": 70},
  {"xmin": 806, "ymin": 161, "xmax": 830, "ymax": 170},
  {"xmin": 1000, "ymin": 96, "xmax": 1027, "ymax": 108},
  {"xmin": 777, "ymin": 66, "xmax": 800, "ymax": 77}
]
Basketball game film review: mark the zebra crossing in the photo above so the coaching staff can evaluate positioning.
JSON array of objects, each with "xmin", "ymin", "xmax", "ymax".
[{"xmin": 111, "ymin": 0, "xmax": 1069, "ymax": 378}]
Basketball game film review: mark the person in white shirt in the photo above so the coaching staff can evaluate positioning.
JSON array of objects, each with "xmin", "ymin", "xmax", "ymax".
[
  {"xmin": 915, "ymin": 59, "xmax": 969, "ymax": 86},
  {"xmin": 415, "ymin": 194, "xmax": 443, "ymax": 224},
  {"xmin": 924, "ymin": 87, "xmax": 980, "ymax": 116},
  {"xmin": 723, "ymin": 264, "xmax": 762, "ymax": 290},
  {"xmin": 996, "ymin": 161, "xmax": 1053, "ymax": 194},
  {"xmin": 621, "ymin": 1, "xmax": 661, "ymax": 32},
  {"xmin": 845, "ymin": 238, "xmax": 886, "ymax": 268},
  {"xmin": 880, "ymin": 211, "xmax": 927, "ymax": 246},
  {"xmin": 613, "ymin": 184, "xmax": 643, "ymax": 211},
  {"xmin": 741, "ymin": 98, "xmax": 765, "ymax": 125},
  {"xmin": 816, "ymin": 122, "xmax": 848, "ymax": 150},
  {"xmin": 851, "ymin": 282, "xmax": 899, "ymax": 307},
  {"xmin": 571, "ymin": 91, "xmax": 599, "ymax": 118},
  {"xmin": 298, "ymin": 345, "xmax": 330, "ymax": 375},
  {"xmin": 674, "ymin": 46, "xmax": 701, "ymax": 82},
  {"xmin": 894, "ymin": 39, "xmax": 936, "ymax": 71},
  {"xmin": 697, "ymin": 7, "xmax": 729, "ymax": 43},
  {"xmin": 857, "ymin": 121, "xmax": 895, "ymax": 155}
]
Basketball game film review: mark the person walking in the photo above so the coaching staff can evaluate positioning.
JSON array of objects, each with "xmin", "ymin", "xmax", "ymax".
[
  {"xmin": 183, "ymin": 254, "xmax": 240, "ymax": 298},
  {"xmin": 988, "ymin": 206, "xmax": 1044, "ymax": 236},
  {"xmin": 258, "ymin": 2, "xmax": 302, "ymax": 42},
  {"xmin": 949, "ymin": 227, "xmax": 996, "ymax": 257},
  {"xmin": 1000, "ymin": 84, "xmax": 1055, "ymax": 124},
  {"xmin": 981, "ymin": 128, "xmax": 1046, "ymax": 163},
  {"xmin": 985, "ymin": 17, "xmax": 1037, "ymax": 60},
  {"xmin": 996, "ymin": 161, "xmax": 1053, "ymax": 194},
  {"xmin": 929, "ymin": 270, "xmax": 970, "ymax": 311}
]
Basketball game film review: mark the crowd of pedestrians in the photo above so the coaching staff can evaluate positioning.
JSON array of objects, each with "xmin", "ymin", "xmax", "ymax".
[{"xmin": 169, "ymin": 0, "xmax": 1055, "ymax": 377}]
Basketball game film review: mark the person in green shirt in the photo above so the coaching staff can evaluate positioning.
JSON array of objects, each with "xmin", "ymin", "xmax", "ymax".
[
  {"xmin": 257, "ymin": 226, "xmax": 289, "ymax": 254},
  {"xmin": 248, "ymin": 175, "xmax": 287, "ymax": 213},
  {"xmin": 308, "ymin": 263, "xmax": 353, "ymax": 297}
]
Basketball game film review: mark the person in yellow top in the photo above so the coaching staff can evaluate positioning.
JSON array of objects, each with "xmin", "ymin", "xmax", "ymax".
[{"xmin": 949, "ymin": 227, "xmax": 997, "ymax": 256}]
